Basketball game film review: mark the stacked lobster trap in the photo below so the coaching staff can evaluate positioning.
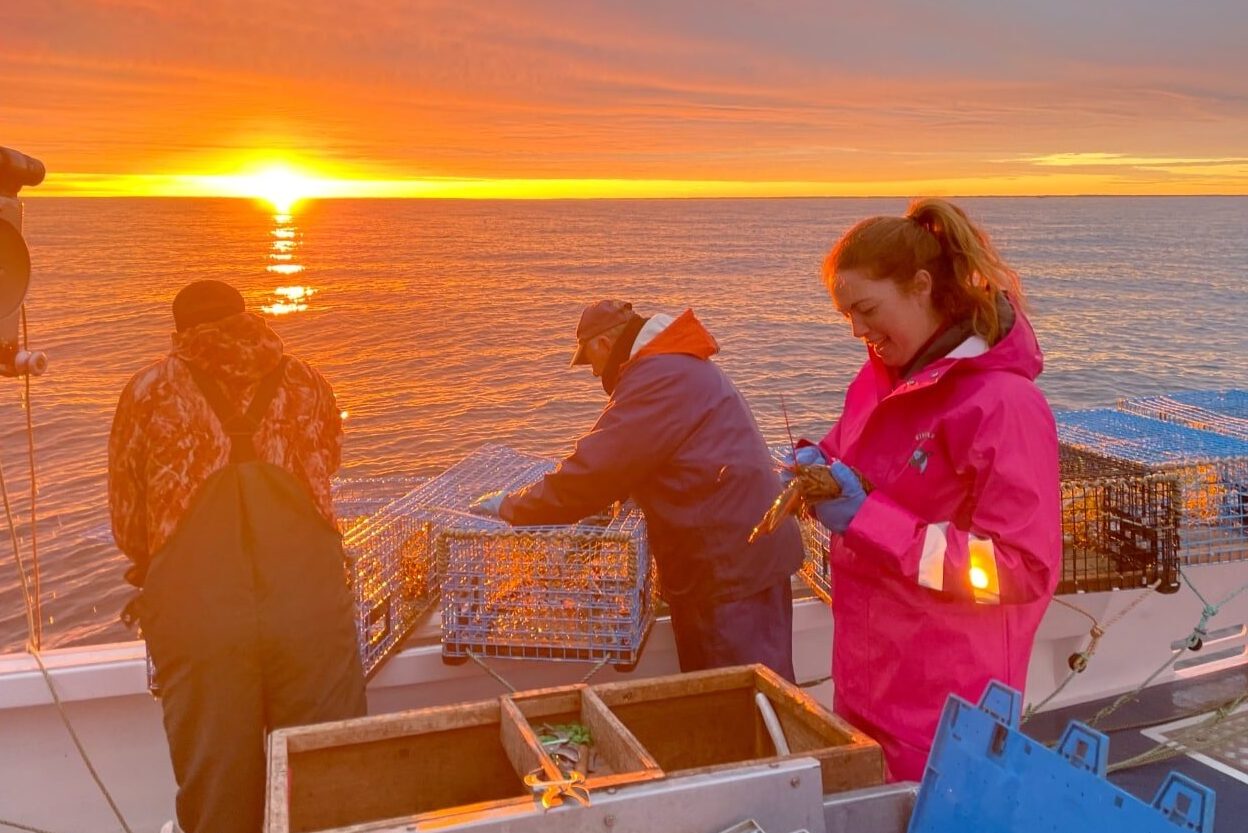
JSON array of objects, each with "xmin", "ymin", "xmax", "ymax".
[
  {"xmin": 1055, "ymin": 470, "xmax": 1181, "ymax": 594},
  {"xmin": 1057, "ymin": 408, "xmax": 1248, "ymax": 570},
  {"xmin": 340, "ymin": 446, "xmax": 565, "ymax": 677},
  {"xmin": 337, "ymin": 444, "xmax": 658, "ymax": 675}
]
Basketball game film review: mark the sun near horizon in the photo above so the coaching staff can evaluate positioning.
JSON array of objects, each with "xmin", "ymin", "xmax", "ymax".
[{"xmin": 25, "ymin": 153, "xmax": 1248, "ymax": 202}]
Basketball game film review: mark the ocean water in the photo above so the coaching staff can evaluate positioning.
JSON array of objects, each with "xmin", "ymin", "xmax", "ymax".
[{"xmin": 1, "ymin": 196, "xmax": 1245, "ymax": 653}]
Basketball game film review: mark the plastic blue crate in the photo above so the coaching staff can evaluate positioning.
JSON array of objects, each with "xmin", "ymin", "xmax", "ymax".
[
  {"xmin": 908, "ymin": 681, "xmax": 1216, "ymax": 833},
  {"xmin": 1120, "ymin": 390, "xmax": 1248, "ymax": 442}
]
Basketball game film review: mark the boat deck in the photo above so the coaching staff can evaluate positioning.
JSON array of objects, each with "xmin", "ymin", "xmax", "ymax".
[{"xmin": 1024, "ymin": 664, "xmax": 1248, "ymax": 833}]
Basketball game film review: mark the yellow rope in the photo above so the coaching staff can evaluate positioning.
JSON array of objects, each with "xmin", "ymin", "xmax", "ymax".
[{"xmin": 1107, "ymin": 693, "xmax": 1248, "ymax": 773}]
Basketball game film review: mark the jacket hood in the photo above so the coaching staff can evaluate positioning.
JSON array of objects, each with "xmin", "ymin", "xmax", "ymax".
[
  {"xmin": 628, "ymin": 309, "xmax": 719, "ymax": 364},
  {"xmin": 170, "ymin": 312, "xmax": 284, "ymax": 386},
  {"xmin": 949, "ymin": 296, "xmax": 1044, "ymax": 382}
]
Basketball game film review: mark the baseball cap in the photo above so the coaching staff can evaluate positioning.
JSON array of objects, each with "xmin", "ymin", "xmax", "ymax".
[{"xmin": 570, "ymin": 299, "xmax": 633, "ymax": 366}]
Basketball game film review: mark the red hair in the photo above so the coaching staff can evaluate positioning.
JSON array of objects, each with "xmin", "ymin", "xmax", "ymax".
[{"xmin": 822, "ymin": 198, "xmax": 1025, "ymax": 345}]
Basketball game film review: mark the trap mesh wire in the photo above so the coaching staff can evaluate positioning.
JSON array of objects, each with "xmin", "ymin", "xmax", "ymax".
[
  {"xmin": 797, "ymin": 518, "xmax": 833, "ymax": 605},
  {"xmin": 404, "ymin": 444, "xmax": 656, "ymax": 665},
  {"xmin": 1118, "ymin": 389, "xmax": 1248, "ymax": 442},
  {"xmin": 1057, "ymin": 409, "xmax": 1248, "ymax": 566},
  {"xmin": 333, "ymin": 475, "xmax": 427, "ymax": 535},
  {"xmin": 439, "ymin": 507, "xmax": 656, "ymax": 664},
  {"xmin": 1058, "ymin": 473, "xmax": 1181, "ymax": 594},
  {"xmin": 342, "ymin": 445, "xmax": 553, "ymax": 677}
]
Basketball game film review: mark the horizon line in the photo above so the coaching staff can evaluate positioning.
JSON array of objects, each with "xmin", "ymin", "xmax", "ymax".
[{"xmin": 20, "ymin": 192, "xmax": 1248, "ymax": 201}]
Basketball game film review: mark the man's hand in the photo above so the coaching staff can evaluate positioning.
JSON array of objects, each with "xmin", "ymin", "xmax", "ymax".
[{"xmin": 469, "ymin": 490, "xmax": 508, "ymax": 518}]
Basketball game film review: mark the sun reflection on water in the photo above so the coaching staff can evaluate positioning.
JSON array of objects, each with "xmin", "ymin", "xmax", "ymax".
[{"xmin": 260, "ymin": 211, "xmax": 315, "ymax": 315}]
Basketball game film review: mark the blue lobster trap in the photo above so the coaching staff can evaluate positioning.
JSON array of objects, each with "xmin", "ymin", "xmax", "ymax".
[
  {"xmin": 1057, "ymin": 409, "xmax": 1248, "ymax": 566},
  {"xmin": 908, "ymin": 681, "xmax": 1216, "ymax": 833},
  {"xmin": 1120, "ymin": 389, "xmax": 1248, "ymax": 442}
]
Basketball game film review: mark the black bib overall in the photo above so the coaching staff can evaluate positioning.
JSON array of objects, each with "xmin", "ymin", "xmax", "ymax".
[{"xmin": 139, "ymin": 358, "xmax": 366, "ymax": 833}]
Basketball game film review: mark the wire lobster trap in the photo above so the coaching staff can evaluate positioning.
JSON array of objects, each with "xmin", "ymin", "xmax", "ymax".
[
  {"xmin": 342, "ymin": 446, "xmax": 553, "ymax": 678},
  {"xmin": 1057, "ymin": 473, "xmax": 1181, "ymax": 594},
  {"xmin": 1057, "ymin": 409, "xmax": 1248, "ymax": 567},
  {"xmin": 1118, "ymin": 389, "xmax": 1248, "ymax": 442},
  {"xmin": 333, "ymin": 475, "xmax": 427, "ymax": 536},
  {"xmin": 426, "ymin": 446, "xmax": 657, "ymax": 667},
  {"xmin": 439, "ymin": 507, "xmax": 656, "ymax": 667}
]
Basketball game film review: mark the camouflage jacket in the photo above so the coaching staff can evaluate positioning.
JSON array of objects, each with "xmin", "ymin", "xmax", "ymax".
[{"xmin": 108, "ymin": 312, "xmax": 342, "ymax": 585}]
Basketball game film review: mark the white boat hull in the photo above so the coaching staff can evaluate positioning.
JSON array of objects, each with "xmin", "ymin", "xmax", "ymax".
[{"xmin": 2, "ymin": 563, "xmax": 1246, "ymax": 832}]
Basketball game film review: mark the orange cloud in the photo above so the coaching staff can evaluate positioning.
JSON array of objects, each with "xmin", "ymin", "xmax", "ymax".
[{"xmin": 5, "ymin": 0, "xmax": 1247, "ymax": 196}]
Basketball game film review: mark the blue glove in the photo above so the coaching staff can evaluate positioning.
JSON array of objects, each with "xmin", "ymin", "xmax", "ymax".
[
  {"xmin": 779, "ymin": 444, "xmax": 826, "ymax": 486},
  {"xmin": 469, "ymin": 490, "xmax": 507, "ymax": 518},
  {"xmin": 811, "ymin": 461, "xmax": 867, "ymax": 535}
]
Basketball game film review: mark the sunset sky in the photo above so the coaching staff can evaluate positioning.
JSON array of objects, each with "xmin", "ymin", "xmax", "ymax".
[{"xmin": 4, "ymin": 0, "xmax": 1247, "ymax": 198}]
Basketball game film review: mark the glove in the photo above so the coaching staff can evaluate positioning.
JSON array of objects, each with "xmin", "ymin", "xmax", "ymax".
[
  {"xmin": 469, "ymin": 490, "xmax": 508, "ymax": 518},
  {"xmin": 811, "ymin": 460, "xmax": 867, "ymax": 535},
  {"xmin": 779, "ymin": 444, "xmax": 826, "ymax": 486}
]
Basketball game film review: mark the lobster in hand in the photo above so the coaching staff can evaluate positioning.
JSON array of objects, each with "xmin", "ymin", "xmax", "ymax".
[{"xmin": 748, "ymin": 459, "xmax": 870, "ymax": 544}]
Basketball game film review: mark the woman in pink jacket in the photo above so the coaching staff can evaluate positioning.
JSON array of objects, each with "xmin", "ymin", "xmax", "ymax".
[{"xmin": 792, "ymin": 197, "xmax": 1061, "ymax": 781}]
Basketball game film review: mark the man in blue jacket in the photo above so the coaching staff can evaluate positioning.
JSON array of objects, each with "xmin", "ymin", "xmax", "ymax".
[{"xmin": 472, "ymin": 300, "xmax": 803, "ymax": 680}]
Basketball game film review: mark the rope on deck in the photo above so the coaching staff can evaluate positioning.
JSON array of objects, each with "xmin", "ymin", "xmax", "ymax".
[
  {"xmin": 1083, "ymin": 567, "xmax": 1248, "ymax": 731},
  {"xmin": 0, "ymin": 818, "xmax": 61, "ymax": 833},
  {"xmin": 0, "ymin": 354, "xmax": 135, "ymax": 833},
  {"xmin": 1107, "ymin": 691, "xmax": 1248, "ymax": 773},
  {"xmin": 1022, "ymin": 583, "xmax": 1158, "ymax": 723},
  {"xmin": 467, "ymin": 651, "xmax": 612, "ymax": 693}
]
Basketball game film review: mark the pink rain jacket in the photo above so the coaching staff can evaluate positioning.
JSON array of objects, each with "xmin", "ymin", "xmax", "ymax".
[{"xmin": 816, "ymin": 302, "xmax": 1060, "ymax": 781}]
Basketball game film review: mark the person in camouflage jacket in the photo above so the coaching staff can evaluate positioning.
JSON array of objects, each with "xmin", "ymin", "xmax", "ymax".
[
  {"xmin": 108, "ymin": 280, "xmax": 365, "ymax": 833},
  {"xmin": 108, "ymin": 295, "xmax": 340, "ymax": 584}
]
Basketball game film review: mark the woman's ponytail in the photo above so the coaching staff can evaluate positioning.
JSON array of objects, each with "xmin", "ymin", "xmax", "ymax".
[{"xmin": 905, "ymin": 198, "xmax": 1024, "ymax": 344}]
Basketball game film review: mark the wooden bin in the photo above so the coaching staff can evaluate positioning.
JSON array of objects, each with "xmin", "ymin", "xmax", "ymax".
[
  {"xmin": 590, "ymin": 664, "xmax": 884, "ymax": 794},
  {"xmin": 266, "ymin": 696, "xmax": 558, "ymax": 833},
  {"xmin": 506, "ymin": 684, "xmax": 664, "ymax": 791}
]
